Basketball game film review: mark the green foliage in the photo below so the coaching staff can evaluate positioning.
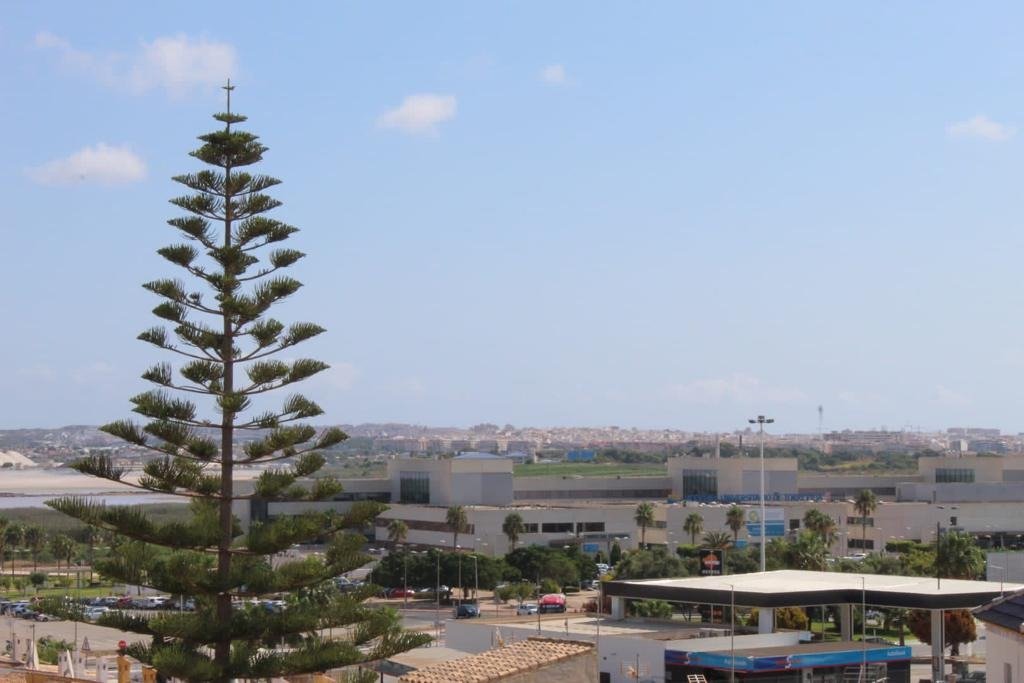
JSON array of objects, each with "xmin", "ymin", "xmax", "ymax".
[
  {"xmin": 502, "ymin": 513, "xmax": 525, "ymax": 551},
  {"xmin": 776, "ymin": 606, "xmax": 809, "ymax": 630},
  {"xmin": 683, "ymin": 513, "xmax": 704, "ymax": 544},
  {"xmin": 37, "ymin": 637, "xmax": 76, "ymax": 665},
  {"xmin": 45, "ymin": 97, "xmax": 429, "ymax": 682},
  {"xmin": 609, "ymin": 542, "xmax": 622, "ymax": 565},
  {"xmin": 702, "ymin": 531, "xmax": 733, "ymax": 550},
  {"xmin": 29, "ymin": 572, "xmax": 46, "ymax": 590},
  {"xmin": 539, "ymin": 578, "xmax": 561, "ymax": 594},
  {"xmin": 634, "ymin": 503, "xmax": 655, "ymax": 548},
  {"xmin": 937, "ymin": 531, "xmax": 984, "ymax": 580},
  {"xmin": 726, "ymin": 506, "xmax": 745, "ymax": 541},
  {"xmin": 613, "ymin": 548, "xmax": 688, "ymax": 580},
  {"xmin": 446, "ymin": 506, "xmax": 469, "ymax": 548},
  {"xmin": 369, "ymin": 549, "xmax": 510, "ymax": 592},
  {"xmin": 802, "ymin": 509, "xmax": 838, "ymax": 546},
  {"xmin": 386, "ymin": 519, "xmax": 408, "ymax": 545},
  {"xmin": 504, "ymin": 546, "xmax": 592, "ymax": 588},
  {"xmin": 630, "ymin": 599, "xmax": 673, "ymax": 618}
]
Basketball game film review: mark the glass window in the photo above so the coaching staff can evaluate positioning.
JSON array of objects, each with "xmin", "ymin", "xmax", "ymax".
[
  {"xmin": 523, "ymin": 523, "xmax": 539, "ymax": 533},
  {"xmin": 579, "ymin": 522, "xmax": 605, "ymax": 533},
  {"xmin": 682, "ymin": 469, "xmax": 718, "ymax": 499},
  {"xmin": 399, "ymin": 471, "xmax": 430, "ymax": 504},
  {"xmin": 936, "ymin": 468, "xmax": 975, "ymax": 483},
  {"xmin": 541, "ymin": 522, "xmax": 574, "ymax": 534}
]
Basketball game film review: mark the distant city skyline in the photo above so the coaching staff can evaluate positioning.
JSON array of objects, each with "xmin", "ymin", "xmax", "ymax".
[{"xmin": 4, "ymin": 4, "xmax": 1024, "ymax": 432}]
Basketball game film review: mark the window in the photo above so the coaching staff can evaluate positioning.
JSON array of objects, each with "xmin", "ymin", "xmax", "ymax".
[
  {"xmin": 523, "ymin": 523, "xmax": 539, "ymax": 534},
  {"xmin": 789, "ymin": 519, "xmax": 801, "ymax": 530},
  {"xmin": 936, "ymin": 468, "xmax": 975, "ymax": 483},
  {"xmin": 541, "ymin": 522, "xmax": 574, "ymax": 534},
  {"xmin": 682, "ymin": 469, "xmax": 718, "ymax": 498},
  {"xmin": 579, "ymin": 522, "xmax": 605, "ymax": 533},
  {"xmin": 846, "ymin": 516, "xmax": 874, "ymax": 527},
  {"xmin": 399, "ymin": 471, "xmax": 430, "ymax": 504},
  {"xmin": 847, "ymin": 538, "xmax": 874, "ymax": 550}
]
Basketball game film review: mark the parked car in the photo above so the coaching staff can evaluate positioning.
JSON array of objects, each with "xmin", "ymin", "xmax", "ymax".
[
  {"xmin": 34, "ymin": 612, "xmax": 58, "ymax": 622},
  {"xmin": 516, "ymin": 603, "xmax": 538, "ymax": 616},
  {"xmin": 454, "ymin": 604, "xmax": 480, "ymax": 619},
  {"xmin": 10, "ymin": 603, "xmax": 33, "ymax": 618},
  {"xmin": 84, "ymin": 606, "xmax": 110, "ymax": 622},
  {"xmin": 388, "ymin": 588, "xmax": 417, "ymax": 599},
  {"xmin": 538, "ymin": 593, "xmax": 567, "ymax": 614}
]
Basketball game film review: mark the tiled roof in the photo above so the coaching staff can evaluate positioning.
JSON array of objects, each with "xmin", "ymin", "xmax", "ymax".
[
  {"xmin": 398, "ymin": 638, "xmax": 594, "ymax": 683},
  {"xmin": 973, "ymin": 588, "xmax": 1024, "ymax": 632}
]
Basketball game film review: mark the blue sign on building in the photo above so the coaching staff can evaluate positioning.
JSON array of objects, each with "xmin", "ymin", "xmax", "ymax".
[
  {"xmin": 567, "ymin": 449, "xmax": 596, "ymax": 462},
  {"xmin": 665, "ymin": 646, "xmax": 912, "ymax": 672}
]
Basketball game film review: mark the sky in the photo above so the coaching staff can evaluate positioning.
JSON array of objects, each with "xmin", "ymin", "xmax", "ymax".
[{"xmin": 2, "ymin": 3, "xmax": 1024, "ymax": 433}]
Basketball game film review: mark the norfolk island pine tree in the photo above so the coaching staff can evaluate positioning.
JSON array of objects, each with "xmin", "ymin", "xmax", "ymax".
[{"xmin": 46, "ymin": 86, "xmax": 430, "ymax": 682}]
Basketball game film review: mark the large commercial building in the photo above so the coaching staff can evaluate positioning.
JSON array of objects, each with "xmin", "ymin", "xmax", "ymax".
[{"xmin": 236, "ymin": 452, "xmax": 1024, "ymax": 557}]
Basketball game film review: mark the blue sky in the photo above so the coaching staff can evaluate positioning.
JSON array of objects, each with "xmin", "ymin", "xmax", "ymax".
[{"xmin": 2, "ymin": 3, "xmax": 1024, "ymax": 433}]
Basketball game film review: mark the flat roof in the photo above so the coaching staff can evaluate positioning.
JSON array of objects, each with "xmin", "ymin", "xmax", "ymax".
[
  {"xmin": 398, "ymin": 637, "xmax": 593, "ymax": 683},
  {"xmin": 603, "ymin": 569, "xmax": 1023, "ymax": 610}
]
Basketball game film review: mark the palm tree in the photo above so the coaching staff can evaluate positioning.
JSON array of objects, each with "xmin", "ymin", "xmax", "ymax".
[
  {"xmin": 854, "ymin": 489, "xmax": 879, "ymax": 546},
  {"xmin": 446, "ymin": 506, "xmax": 469, "ymax": 548},
  {"xmin": 502, "ymin": 513, "xmax": 525, "ymax": 552},
  {"xmin": 683, "ymin": 512, "xmax": 704, "ymax": 545},
  {"xmin": 23, "ymin": 525, "xmax": 44, "ymax": 572},
  {"xmin": 5, "ymin": 524, "xmax": 24, "ymax": 579},
  {"xmin": 936, "ymin": 530, "xmax": 984, "ymax": 580},
  {"xmin": 387, "ymin": 519, "xmax": 408, "ymax": 546},
  {"xmin": 634, "ymin": 503, "xmax": 655, "ymax": 549},
  {"xmin": 0, "ymin": 517, "xmax": 8, "ymax": 575},
  {"xmin": 702, "ymin": 531, "xmax": 733, "ymax": 550},
  {"xmin": 803, "ymin": 509, "xmax": 838, "ymax": 546},
  {"xmin": 726, "ymin": 506, "xmax": 745, "ymax": 544},
  {"xmin": 48, "ymin": 534, "xmax": 76, "ymax": 582}
]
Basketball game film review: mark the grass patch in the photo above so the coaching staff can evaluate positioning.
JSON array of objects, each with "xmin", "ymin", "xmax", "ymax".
[{"xmin": 513, "ymin": 462, "xmax": 666, "ymax": 478}]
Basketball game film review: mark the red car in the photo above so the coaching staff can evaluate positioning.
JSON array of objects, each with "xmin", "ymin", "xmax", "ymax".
[{"xmin": 387, "ymin": 588, "xmax": 417, "ymax": 599}]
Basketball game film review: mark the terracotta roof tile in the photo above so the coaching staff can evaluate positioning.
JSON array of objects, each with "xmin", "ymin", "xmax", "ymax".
[{"xmin": 399, "ymin": 638, "xmax": 593, "ymax": 683}]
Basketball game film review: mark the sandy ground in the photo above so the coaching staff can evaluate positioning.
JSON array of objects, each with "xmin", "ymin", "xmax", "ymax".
[{"xmin": 0, "ymin": 468, "xmax": 263, "ymax": 496}]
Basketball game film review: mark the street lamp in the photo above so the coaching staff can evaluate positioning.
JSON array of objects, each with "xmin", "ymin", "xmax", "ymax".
[
  {"xmin": 748, "ymin": 415, "xmax": 774, "ymax": 572},
  {"xmin": 471, "ymin": 554, "xmax": 479, "ymax": 602},
  {"xmin": 456, "ymin": 544, "xmax": 463, "ymax": 607}
]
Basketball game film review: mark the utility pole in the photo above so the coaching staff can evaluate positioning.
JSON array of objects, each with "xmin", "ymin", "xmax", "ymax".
[{"xmin": 748, "ymin": 415, "xmax": 774, "ymax": 572}]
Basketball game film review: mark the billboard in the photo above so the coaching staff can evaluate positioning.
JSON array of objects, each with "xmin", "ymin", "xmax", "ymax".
[
  {"xmin": 699, "ymin": 549, "xmax": 724, "ymax": 576},
  {"xmin": 745, "ymin": 507, "xmax": 786, "ymax": 538}
]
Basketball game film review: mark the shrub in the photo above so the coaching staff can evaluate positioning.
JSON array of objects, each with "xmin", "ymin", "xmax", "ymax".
[{"xmin": 540, "ymin": 578, "xmax": 561, "ymax": 595}]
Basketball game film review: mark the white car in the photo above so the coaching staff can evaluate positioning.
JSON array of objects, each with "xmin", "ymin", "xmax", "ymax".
[
  {"xmin": 84, "ymin": 606, "xmax": 110, "ymax": 621},
  {"xmin": 516, "ymin": 603, "xmax": 538, "ymax": 616}
]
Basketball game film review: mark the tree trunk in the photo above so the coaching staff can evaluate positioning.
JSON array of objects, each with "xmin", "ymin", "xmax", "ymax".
[{"xmin": 214, "ymin": 145, "xmax": 235, "ymax": 683}]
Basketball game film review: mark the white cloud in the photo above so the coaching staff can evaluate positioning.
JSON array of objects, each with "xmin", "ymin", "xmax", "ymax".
[
  {"xmin": 946, "ymin": 115, "xmax": 1016, "ymax": 142},
  {"xmin": 377, "ymin": 94, "xmax": 457, "ymax": 135},
  {"xmin": 35, "ymin": 31, "xmax": 237, "ymax": 97},
  {"xmin": 26, "ymin": 143, "xmax": 146, "ymax": 186},
  {"xmin": 667, "ymin": 373, "xmax": 805, "ymax": 405},
  {"xmin": 540, "ymin": 64, "xmax": 567, "ymax": 85},
  {"xmin": 71, "ymin": 361, "xmax": 115, "ymax": 385},
  {"xmin": 933, "ymin": 384, "xmax": 971, "ymax": 407}
]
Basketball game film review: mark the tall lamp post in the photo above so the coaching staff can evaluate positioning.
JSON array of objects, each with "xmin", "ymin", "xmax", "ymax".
[{"xmin": 748, "ymin": 415, "xmax": 774, "ymax": 572}]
